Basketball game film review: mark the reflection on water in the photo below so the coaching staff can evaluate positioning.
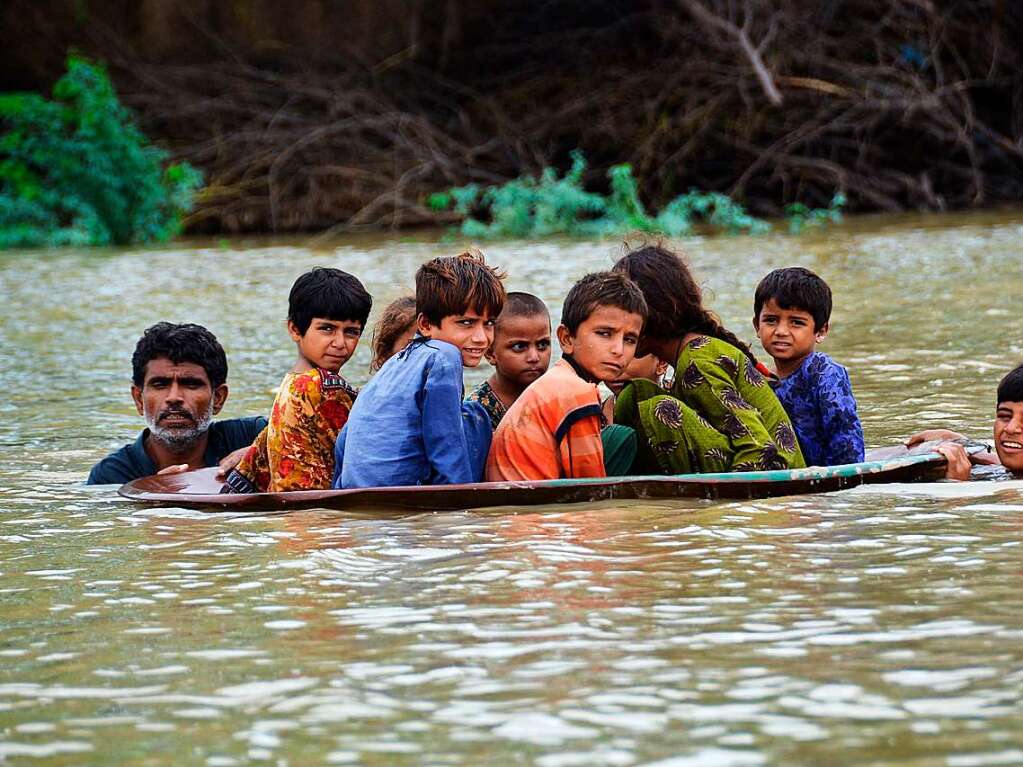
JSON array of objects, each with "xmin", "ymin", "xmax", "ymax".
[{"xmin": 2, "ymin": 212, "xmax": 1023, "ymax": 764}]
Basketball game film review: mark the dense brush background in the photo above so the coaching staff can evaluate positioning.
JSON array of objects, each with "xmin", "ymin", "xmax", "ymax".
[{"xmin": 3, "ymin": 0, "xmax": 1021, "ymax": 234}]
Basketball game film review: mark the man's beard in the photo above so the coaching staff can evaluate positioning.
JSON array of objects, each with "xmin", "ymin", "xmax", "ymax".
[{"xmin": 145, "ymin": 402, "xmax": 214, "ymax": 453}]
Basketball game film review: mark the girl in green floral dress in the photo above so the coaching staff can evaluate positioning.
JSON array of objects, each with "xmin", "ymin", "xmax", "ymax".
[{"xmin": 612, "ymin": 244, "xmax": 805, "ymax": 474}]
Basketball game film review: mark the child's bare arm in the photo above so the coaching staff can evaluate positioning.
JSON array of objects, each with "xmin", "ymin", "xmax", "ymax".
[{"xmin": 905, "ymin": 428, "xmax": 966, "ymax": 446}]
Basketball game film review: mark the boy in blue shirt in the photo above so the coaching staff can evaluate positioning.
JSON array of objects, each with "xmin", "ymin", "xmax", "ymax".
[
  {"xmin": 334, "ymin": 251, "xmax": 505, "ymax": 488},
  {"xmin": 753, "ymin": 267, "xmax": 865, "ymax": 466}
]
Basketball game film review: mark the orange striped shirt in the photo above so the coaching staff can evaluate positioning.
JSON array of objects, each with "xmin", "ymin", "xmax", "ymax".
[{"xmin": 486, "ymin": 359, "xmax": 605, "ymax": 481}]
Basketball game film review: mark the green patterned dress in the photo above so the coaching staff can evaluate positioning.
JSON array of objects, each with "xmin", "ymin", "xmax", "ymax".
[{"xmin": 614, "ymin": 335, "xmax": 805, "ymax": 474}]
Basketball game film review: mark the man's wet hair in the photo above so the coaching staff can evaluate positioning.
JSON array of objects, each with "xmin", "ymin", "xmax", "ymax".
[
  {"xmin": 997, "ymin": 363, "xmax": 1023, "ymax": 405},
  {"xmin": 498, "ymin": 292, "xmax": 550, "ymax": 326},
  {"xmin": 132, "ymin": 322, "xmax": 228, "ymax": 389},
  {"xmin": 288, "ymin": 267, "xmax": 373, "ymax": 335},
  {"xmin": 754, "ymin": 267, "xmax": 833, "ymax": 331},
  {"xmin": 416, "ymin": 250, "xmax": 506, "ymax": 326},
  {"xmin": 560, "ymin": 271, "xmax": 647, "ymax": 334}
]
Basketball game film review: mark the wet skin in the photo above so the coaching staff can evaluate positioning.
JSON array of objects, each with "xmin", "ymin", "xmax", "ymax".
[
  {"xmin": 607, "ymin": 353, "xmax": 668, "ymax": 395},
  {"xmin": 418, "ymin": 310, "xmax": 496, "ymax": 367},
  {"xmin": 557, "ymin": 305, "xmax": 644, "ymax": 383},
  {"xmin": 994, "ymin": 400, "xmax": 1023, "ymax": 472},
  {"xmin": 131, "ymin": 357, "xmax": 228, "ymax": 469},
  {"xmin": 485, "ymin": 313, "xmax": 553, "ymax": 403},
  {"xmin": 289, "ymin": 317, "xmax": 364, "ymax": 373},
  {"xmin": 754, "ymin": 298, "xmax": 828, "ymax": 378}
]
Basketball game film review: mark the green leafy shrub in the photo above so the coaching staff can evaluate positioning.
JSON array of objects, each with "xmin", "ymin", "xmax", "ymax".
[
  {"xmin": 785, "ymin": 193, "xmax": 846, "ymax": 234},
  {"xmin": 0, "ymin": 55, "xmax": 202, "ymax": 249},
  {"xmin": 430, "ymin": 151, "xmax": 843, "ymax": 239}
]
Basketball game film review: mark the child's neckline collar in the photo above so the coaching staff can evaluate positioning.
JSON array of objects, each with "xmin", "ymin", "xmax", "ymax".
[{"xmin": 561, "ymin": 353, "xmax": 600, "ymax": 384}]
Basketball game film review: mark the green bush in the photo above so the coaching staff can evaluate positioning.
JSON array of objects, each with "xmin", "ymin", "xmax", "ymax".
[
  {"xmin": 0, "ymin": 55, "xmax": 202, "ymax": 249},
  {"xmin": 429, "ymin": 152, "xmax": 841, "ymax": 239},
  {"xmin": 785, "ymin": 193, "xmax": 846, "ymax": 234}
]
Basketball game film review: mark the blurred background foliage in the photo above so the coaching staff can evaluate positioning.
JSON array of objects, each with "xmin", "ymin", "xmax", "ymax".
[
  {"xmin": 0, "ymin": 55, "xmax": 201, "ymax": 247},
  {"xmin": 0, "ymin": 0, "xmax": 1020, "ymax": 238}
]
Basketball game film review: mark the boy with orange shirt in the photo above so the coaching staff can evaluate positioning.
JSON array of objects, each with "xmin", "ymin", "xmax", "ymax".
[{"xmin": 486, "ymin": 272, "xmax": 647, "ymax": 481}]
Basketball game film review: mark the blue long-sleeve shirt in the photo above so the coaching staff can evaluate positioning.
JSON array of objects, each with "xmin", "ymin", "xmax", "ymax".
[
  {"xmin": 772, "ymin": 351, "xmax": 865, "ymax": 466},
  {"xmin": 333, "ymin": 337, "xmax": 491, "ymax": 488}
]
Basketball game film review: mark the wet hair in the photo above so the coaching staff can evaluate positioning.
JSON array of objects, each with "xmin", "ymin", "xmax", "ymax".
[
  {"xmin": 560, "ymin": 271, "xmax": 648, "ymax": 334},
  {"xmin": 132, "ymin": 322, "xmax": 228, "ymax": 389},
  {"xmin": 416, "ymin": 250, "xmax": 506, "ymax": 326},
  {"xmin": 613, "ymin": 243, "xmax": 758, "ymax": 364},
  {"xmin": 288, "ymin": 267, "xmax": 373, "ymax": 335},
  {"xmin": 498, "ymin": 292, "xmax": 550, "ymax": 328},
  {"xmin": 997, "ymin": 363, "xmax": 1023, "ymax": 405},
  {"xmin": 370, "ymin": 295, "xmax": 417, "ymax": 372},
  {"xmin": 754, "ymin": 267, "xmax": 832, "ymax": 331}
]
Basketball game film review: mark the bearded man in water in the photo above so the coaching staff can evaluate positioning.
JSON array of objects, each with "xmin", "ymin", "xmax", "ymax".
[{"xmin": 87, "ymin": 323, "xmax": 266, "ymax": 484}]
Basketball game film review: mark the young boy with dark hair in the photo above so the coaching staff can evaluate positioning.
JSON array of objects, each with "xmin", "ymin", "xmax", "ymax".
[
  {"xmin": 486, "ymin": 271, "xmax": 646, "ymax": 481},
  {"xmin": 753, "ymin": 267, "xmax": 864, "ymax": 466},
  {"xmin": 467, "ymin": 291, "xmax": 552, "ymax": 429},
  {"xmin": 222, "ymin": 267, "xmax": 372, "ymax": 493},
  {"xmin": 334, "ymin": 251, "xmax": 506, "ymax": 488},
  {"xmin": 906, "ymin": 363, "xmax": 1023, "ymax": 480}
]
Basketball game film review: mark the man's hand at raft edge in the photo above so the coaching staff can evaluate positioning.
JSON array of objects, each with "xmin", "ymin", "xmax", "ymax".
[
  {"xmin": 905, "ymin": 429, "xmax": 965, "ymax": 446},
  {"xmin": 215, "ymin": 447, "xmax": 249, "ymax": 479},
  {"xmin": 152, "ymin": 446, "xmax": 248, "ymax": 478},
  {"xmin": 935, "ymin": 442, "xmax": 972, "ymax": 481}
]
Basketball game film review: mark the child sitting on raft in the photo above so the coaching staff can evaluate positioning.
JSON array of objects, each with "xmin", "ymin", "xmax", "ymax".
[
  {"xmin": 753, "ymin": 267, "xmax": 864, "ymax": 466},
  {"xmin": 334, "ymin": 251, "xmax": 504, "ymax": 488},
  {"xmin": 222, "ymin": 267, "xmax": 372, "ymax": 493},
  {"xmin": 905, "ymin": 363, "xmax": 1023, "ymax": 481},
  {"xmin": 467, "ymin": 292, "xmax": 552, "ymax": 429},
  {"xmin": 486, "ymin": 271, "xmax": 646, "ymax": 481},
  {"xmin": 612, "ymin": 244, "xmax": 805, "ymax": 473},
  {"xmin": 369, "ymin": 295, "xmax": 417, "ymax": 372},
  {"xmin": 602, "ymin": 353, "xmax": 671, "ymax": 422}
]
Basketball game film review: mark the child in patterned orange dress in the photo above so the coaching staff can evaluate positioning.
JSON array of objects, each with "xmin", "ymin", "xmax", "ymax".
[{"xmin": 222, "ymin": 268, "xmax": 372, "ymax": 492}]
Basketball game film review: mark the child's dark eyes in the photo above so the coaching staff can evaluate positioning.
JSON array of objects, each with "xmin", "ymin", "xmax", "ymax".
[
  {"xmin": 510, "ymin": 343, "xmax": 527, "ymax": 352},
  {"xmin": 624, "ymin": 335, "xmax": 638, "ymax": 345},
  {"xmin": 537, "ymin": 341, "xmax": 550, "ymax": 351}
]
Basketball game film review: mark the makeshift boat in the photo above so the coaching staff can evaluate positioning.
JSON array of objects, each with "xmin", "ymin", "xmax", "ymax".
[{"xmin": 119, "ymin": 447, "xmax": 949, "ymax": 512}]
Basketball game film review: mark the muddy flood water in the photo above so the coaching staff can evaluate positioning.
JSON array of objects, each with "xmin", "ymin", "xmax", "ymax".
[{"xmin": 2, "ymin": 212, "xmax": 1023, "ymax": 765}]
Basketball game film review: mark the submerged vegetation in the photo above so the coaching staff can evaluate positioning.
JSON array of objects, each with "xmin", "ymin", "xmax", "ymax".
[
  {"xmin": 428, "ymin": 152, "xmax": 842, "ymax": 239},
  {"xmin": 0, "ymin": 56, "xmax": 201, "ymax": 248}
]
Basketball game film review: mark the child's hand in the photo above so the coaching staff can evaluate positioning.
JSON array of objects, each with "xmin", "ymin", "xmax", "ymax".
[
  {"xmin": 905, "ymin": 429, "xmax": 965, "ymax": 447},
  {"xmin": 157, "ymin": 463, "xmax": 189, "ymax": 476},
  {"xmin": 936, "ymin": 442, "xmax": 972, "ymax": 481},
  {"xmin": 215, "ymin": 447, "xmax": 249, "ymax": 479}
]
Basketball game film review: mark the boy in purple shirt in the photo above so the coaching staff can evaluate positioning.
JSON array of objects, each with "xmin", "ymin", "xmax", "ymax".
[{"xmin": 753, "ymin": 267, "xmax": 865, "ymax": 466}]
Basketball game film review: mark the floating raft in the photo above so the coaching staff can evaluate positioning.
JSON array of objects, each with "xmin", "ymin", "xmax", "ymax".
[{"xmin": 119, "ymin": 450, "xmax": 947, "ymax": 512}]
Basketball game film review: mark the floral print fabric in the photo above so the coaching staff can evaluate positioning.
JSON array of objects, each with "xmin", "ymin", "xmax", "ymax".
[
  {"xmin": 466, "ymin": 379, "xmax": 508, "ymax": 430},
  {"xmin": 772, "ymin": 351, "xmax": 864, "ymax": 466},
  {"xmin": 615, "ymin": 335, "xmax": 805, "ymax": 473},
  {"xmin": 225, "ymin": 368, "xmax": 356, "ymax": 492}
]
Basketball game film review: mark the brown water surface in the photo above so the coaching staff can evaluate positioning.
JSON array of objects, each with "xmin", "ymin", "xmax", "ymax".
[{"xmin": 1, "ymin": 212, "xmax": 1022, "ymax": 765}]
